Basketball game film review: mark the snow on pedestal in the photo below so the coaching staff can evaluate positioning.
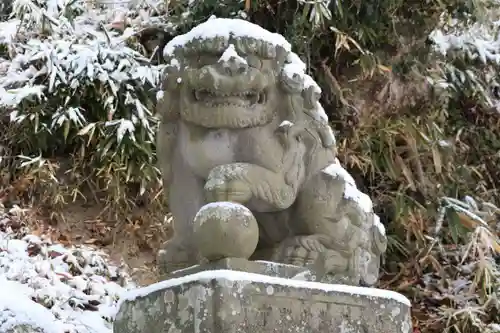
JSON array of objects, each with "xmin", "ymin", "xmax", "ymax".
[{"xmin": 115, "ymin": 266, "xmax": 412, "ymax": 333}]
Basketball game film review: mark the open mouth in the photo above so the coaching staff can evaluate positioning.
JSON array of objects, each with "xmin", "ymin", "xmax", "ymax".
[{"xmin": 192, "ymin": 89, "xmax": 267, "ymax": 107}]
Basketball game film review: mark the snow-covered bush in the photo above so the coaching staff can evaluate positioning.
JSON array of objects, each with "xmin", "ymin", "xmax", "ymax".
[
  {"xmin": 0, "ymin": 0, "xmax": 167, "ymax": 212},
  {"xmin": 428, "ymin": 0, "xmax": 500, "ymax": 113},
  {"xmin": 0, "ymin": 205, "xmax": 134, "ymax": 333}
]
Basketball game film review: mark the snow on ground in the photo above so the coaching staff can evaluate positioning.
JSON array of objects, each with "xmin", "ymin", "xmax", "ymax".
[{"xmin": 0, "ymin": 206, "xmax": 135, "ymax": 333}]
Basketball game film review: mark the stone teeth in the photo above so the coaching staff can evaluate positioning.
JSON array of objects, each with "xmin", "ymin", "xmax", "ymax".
[
  {"xmin": 197, "ymin": 90, "xmax": 259, "ymax": 97},
  {"xmin": 195, "ymin": 89, "xmax": 262, "ymax": 105}
]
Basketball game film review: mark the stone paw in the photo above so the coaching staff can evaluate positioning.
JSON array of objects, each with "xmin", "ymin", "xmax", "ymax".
[
  {"xmin": 204, "ymin": 179, "xmax": 252, "ymax": 204},
  {"xmin": 157, "ymin": 239, "xmax": 200, "ymax": 276}
]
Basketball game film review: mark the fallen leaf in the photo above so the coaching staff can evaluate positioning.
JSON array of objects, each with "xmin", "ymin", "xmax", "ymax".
[
  {"xmin": 48, "ymin": 250, "xmax": 64, "ymax": 258},
  {"xmin": 489, "ymin": 238, "xmax": 500, "ymax": 253},
  {"xmin": 377, "ymin": 64, "xmax": 392, "ymax": 72},
  {"xmin": 457, "ymin": 212, "xmax": 482, "ymax": 230},
  {"xmin": 58, "ymin": 233, "xmax": 71, "ymax": 245}
]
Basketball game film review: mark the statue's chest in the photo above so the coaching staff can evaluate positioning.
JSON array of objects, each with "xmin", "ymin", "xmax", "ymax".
[
  {"xmin": 196, "ymin": 129, "xmax": 237, "ymax": 158},
  {"xmin": 179, "ymin": 123, "xmax": 285, "ymax": 178},
  {"xmin": 179, "ymin": 125, "xmax": 239, "ymax": 177}
]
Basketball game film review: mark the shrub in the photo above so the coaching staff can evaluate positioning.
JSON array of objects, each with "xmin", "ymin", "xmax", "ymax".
[{"xmin": 0, "ymin": 0, "xmax": 167, "ymax": 216}]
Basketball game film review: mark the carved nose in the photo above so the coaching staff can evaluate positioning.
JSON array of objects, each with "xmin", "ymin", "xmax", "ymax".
[{"xmin": 221, "ymin": 56, "xmax": 248, "ymax": 76}]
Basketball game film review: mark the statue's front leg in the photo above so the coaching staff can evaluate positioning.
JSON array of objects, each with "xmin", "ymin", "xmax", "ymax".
[
  {"xmin": 157, "ymin": 152, "xmax": 206, "ymax": 276},
  {"xmin": 204, "ymin": 163, "xmax": 298, "ymax": 212}
]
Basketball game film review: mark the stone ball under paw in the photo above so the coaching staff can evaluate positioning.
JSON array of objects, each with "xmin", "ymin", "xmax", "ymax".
[{"xmin": 193, "ymin": 202, "xmax": 259, "ymax": 261}]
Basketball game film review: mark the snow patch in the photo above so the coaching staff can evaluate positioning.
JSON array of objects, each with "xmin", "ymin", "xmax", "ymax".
[
  {"xmin": 0, "ymin": 278, "xmax": 62, "ymax": 333},
  {"xmin": 194, "ymin": 202, "xmax": 254, "ymax": 222},
  {"xmin": 344, "ymin": 185, "xmax": 373, "ymax": 213},
  {"xmin": 279, "ymin": 120, "xmax": 294, "ymax": 128},
  {"xmin": 219, "ymin": 44, "xmax": 247, "ymax": 66},
  {"xmin": 315, "ymin": 101, "xmax": 329, "ymax": 122},
  {"xmin": 163, "ymin": 18, "xmax": 292, "ymax": 57},
  {"xmin": 322, "ymin": 162, "xmax": 376, "ymax": 217},
  {"xmin": 374, "ymin": 215, "xmax": 386, "ymax": 236},
  {"xmin": 429, "ymin": 15, "xmax": 500, "ymax": 64},
  {"xmin": 323, "ymin": 163, "xmax": 356, "ymax": 186},
  {"xmin": 0, "ymin": 207, "xmax": 134, "ymax": 333},
  {"xmin": 282, "ymin": 53, "xmax": 322, "ymax": 95},
  {"xmin": 204, "ymin": 164, "xmax": 246, "ymax": 189}
]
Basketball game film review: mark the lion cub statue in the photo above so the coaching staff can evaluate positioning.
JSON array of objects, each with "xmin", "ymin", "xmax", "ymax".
[{"xmin": 155, "ymin": 18, "xmax": 387, "ymax": 286}]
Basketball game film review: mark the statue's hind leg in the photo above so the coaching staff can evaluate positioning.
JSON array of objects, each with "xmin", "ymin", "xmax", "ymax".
[
  {"xmin": 267, "ymin": 170, "xmax": 361, "ymax": 284},
  {"xmin": 269, "ymin": 168, "xmax": 387, "ymax": 286}
]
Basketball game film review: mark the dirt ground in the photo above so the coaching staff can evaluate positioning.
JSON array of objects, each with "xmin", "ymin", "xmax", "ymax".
[{"xmin": 28, "ymin": 199, "xmax": 172, "ymax": 286}]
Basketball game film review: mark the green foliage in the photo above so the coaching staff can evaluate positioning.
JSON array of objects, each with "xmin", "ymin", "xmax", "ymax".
[{"xmin": 0, "ymin": 0, "xmax": 165, "ymax": 215}]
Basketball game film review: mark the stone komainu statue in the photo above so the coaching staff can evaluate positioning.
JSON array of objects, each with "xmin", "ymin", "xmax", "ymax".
[{"xmin": 156, "ymin": 18, "xmax": 387, "ymax": 286}]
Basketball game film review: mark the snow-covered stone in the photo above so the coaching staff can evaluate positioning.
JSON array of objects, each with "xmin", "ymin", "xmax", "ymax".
[
  {"xmin": 162, "ymin": 17, "xmax": 323, "ymax": 97},
  {"xmin": 115, "ymin": 265, "xmax": 412, "ymax": 333}
]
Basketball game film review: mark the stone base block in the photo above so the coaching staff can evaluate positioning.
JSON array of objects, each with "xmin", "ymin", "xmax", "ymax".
[
  {"xmin": 165, "ymin": 258, "xmax": 306, "ymax": 280},
  {"xmin": 115, "ymin": 269, "xmax": 411, "ymax": 333}
]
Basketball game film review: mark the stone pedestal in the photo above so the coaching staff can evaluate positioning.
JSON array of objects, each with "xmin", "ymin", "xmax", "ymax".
[{"xmin": 114, "ymin": 260, "xmax": 411, "ymax": 333}]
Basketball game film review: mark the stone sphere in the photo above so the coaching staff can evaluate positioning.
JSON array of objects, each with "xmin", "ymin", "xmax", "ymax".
[{"xmin": 193, "ymin": 202, "xmax": 259, "ymax": 261}]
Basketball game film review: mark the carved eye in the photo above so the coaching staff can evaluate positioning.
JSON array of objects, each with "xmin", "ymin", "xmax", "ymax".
[{"xmin": 246, "ymin": 55, "xmax": 262, "ymax": 69}]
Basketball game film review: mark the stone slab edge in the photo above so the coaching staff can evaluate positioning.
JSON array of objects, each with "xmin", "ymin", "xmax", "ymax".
[
  {"xmin": 164, "ymin": 258, "xmax": 306, "ymax": 280},
  {"xmin": 116, "ymin": 269, "xmax": 412, "ymax": 333}
]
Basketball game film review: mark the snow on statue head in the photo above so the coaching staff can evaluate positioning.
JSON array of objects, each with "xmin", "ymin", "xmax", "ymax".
[
  {"xmin": 156, "ymin": 18, "xmax": 387, "ymax": 287},
  {"xmin": 160, "ymin": 18, "xmax": 332, "ymax": 134}
]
